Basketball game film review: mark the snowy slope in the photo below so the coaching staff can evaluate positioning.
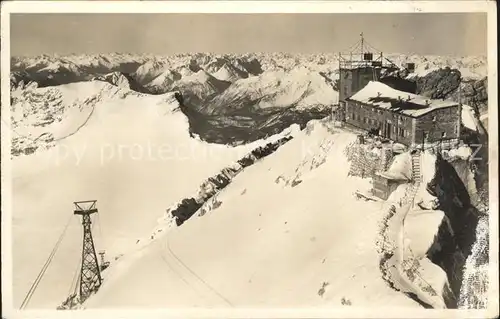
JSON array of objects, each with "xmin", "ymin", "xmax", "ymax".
[
  {"xmin": 133, "ymin": 60, "xmax": 172, "ymax": 84},
  {"xmin": 83, "ymin": 121, "xmax": 419, "ymax": 308},
  {"xmin": 92, "ymin": 72, "xmax": 132, "ymax": 89},
  {"xmin": 389, "ymin": 54, "xmax": 487, "ymax": 80},
  {"xmin": 11, "ymin": 83, "xmax": 263, "ymax": 309},
  {"xmin": 9, "ymin": 51, "xmax": 490, "ymax": 311},
  {"xmin": 203, "ymin": 67, "xmax": 338, "ymax": 115},
  {"xmin": 10, "ymin": 81, "xmax": 127, "ymax": 156},
  {"xmin": 168, "ymin": 70, "xmax": 231, "ymax": 104},
  {"xmin": 146, "ymin": 69, "xmax": 182, "ymax": 89},
  {"xmin": 212, "ymin": 63, "xmax": 249, "ymax": 82},
  {"xmin": 11, "ymin": 53, "xmax": 151, "ymax": 74}
]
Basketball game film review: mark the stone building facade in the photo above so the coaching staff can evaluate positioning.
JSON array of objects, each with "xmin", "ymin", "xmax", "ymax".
[{"xmin": 343, "ymin": 81, "xmax": 462, "ymax": 147}]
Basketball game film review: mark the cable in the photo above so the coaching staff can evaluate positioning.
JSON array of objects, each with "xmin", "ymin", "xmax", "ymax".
[
  {"xmin": 166, "ymin": 235, "xmax": 234, "ymax": 307},
  {"xmin": 96, "ymin": 213, "xmax": 105, "ymax": 250},
  {"xmin": 339, "ymin": 38, "xmax": 362, "ymax": 57},
  {"xmin": 64, "ymin": 213, "xmax": 101, "ymax": 307},
  {"xmin": 20, "ymin": 214, "xmax": 74, "ymax": 309},
  {"xmin": 68, "ymin": 254, "xmax": 82, "ymax": 296}
]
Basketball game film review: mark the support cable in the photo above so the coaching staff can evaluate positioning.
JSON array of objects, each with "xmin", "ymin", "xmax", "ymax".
[
  {"xmin": 166, "ymin": 235, "xmax": 234, "ymax": 307},
  {"xmin": 96, "ymin": 213, "xmax": 105, "ymax": 250},
  {"xmin": 20, "ymin": 214, "xmax": 74, "ymax": 309},
  {"xmin": 67, "ymin": 218, "xmax": 98, "ymax": 298}
]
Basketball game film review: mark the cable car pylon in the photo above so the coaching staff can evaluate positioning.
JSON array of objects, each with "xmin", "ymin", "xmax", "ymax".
[{"xmin": 73, "ymin": 200, "xmax": 102, "ymax": 304}]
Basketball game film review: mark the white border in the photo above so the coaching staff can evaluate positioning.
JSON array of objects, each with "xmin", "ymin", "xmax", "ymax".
[
  {"xmin": 0, "ymin": 0, "xmax": 493, "ymax": 13},
  {"xmin": 1, "ymin": 1, "xmax": 498, "ymax": 319}
]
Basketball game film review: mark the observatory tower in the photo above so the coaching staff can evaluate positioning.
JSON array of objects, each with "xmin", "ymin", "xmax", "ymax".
[{"xmin": 338, "ymin": 33, "xmax": 399, "ymax": 108}]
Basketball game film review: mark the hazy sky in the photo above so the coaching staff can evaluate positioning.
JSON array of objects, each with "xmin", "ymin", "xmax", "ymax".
[{"xmin": 10, "ymin": 13, "xmax": 487, "ymax": 56}]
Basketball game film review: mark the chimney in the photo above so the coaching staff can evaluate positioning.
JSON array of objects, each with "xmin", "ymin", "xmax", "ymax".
[
  {"xmin": 425, "ymin": 99, "xmax": 430, "ymax": 106},
  {"xmin": 406, "ymin": 95, "xmax": 411, "ymax": 101},
  {"xmin": 377, "ymin": 92, "xmax": 381, "ymax": 97}
]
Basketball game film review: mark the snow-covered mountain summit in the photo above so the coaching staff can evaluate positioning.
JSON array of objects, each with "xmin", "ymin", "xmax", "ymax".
[{"xmin": 11, "ymin": 52, "xmax": 487, "ymax": 88}]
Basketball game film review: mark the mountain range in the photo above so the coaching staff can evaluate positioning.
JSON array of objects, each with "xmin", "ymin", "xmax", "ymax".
[{"xmin": 8, "ymin": 52, "xmax": 490, "ymax": 311}]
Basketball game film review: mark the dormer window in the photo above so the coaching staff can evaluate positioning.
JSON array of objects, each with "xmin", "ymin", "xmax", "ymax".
[{"xmin": 432, "ymin": 116, "xmax": 437, "ymax": 122}]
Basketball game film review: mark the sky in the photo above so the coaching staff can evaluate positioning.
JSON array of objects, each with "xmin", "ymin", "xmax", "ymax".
[{"xmin": 10, "ymin": 13, "xmax": 487, "ymax": 57}]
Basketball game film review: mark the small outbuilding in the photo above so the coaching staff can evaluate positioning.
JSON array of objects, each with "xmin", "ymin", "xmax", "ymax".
[{"xmin": 371, "ymin": 171, "xmax": 409, "ymax": 200}]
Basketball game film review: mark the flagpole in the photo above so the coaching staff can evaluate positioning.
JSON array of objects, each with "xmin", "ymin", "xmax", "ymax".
[{"xmin": 360, "ymin": 32, "xmax": 364, "ymax": 60}]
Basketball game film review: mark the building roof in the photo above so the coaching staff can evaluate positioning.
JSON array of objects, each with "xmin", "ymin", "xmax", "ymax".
[
  {"xmin": 347, "ymin": 81, "xmax": 459, "ymax": 118},
  {"xmin": 376, "ymin": 171, "xmax": 409, "ymax": 181}
]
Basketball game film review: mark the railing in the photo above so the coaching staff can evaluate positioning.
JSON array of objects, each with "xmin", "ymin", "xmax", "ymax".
[{"xmin": 412, "ymin": 139, "xmax": 460, "ymax": 152}]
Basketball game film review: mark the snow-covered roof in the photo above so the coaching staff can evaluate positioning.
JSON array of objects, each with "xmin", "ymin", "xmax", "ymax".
[
  {"xmin": 376, "ymin": 171, "xmax": 409, "ymax": 181},
  {"xmin": 347, "ymin": 81, "xmax": 459, "ymax": 118}
]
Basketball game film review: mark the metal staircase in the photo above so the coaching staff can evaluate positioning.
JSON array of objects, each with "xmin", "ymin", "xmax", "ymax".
[{"xmin": 411, "ymin": 151, "xmax": 422, "ymax": 183}]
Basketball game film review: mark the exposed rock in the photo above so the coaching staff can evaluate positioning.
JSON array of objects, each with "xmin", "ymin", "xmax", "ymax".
[
  {"xmin": 449, "ymin": 77, "xmax": 488, "ymax": 114},
  {"xmin": 426, "ymin": 154, "xmax": 481, "ymax": 303},
  {"xmin": 415, "ymin": 67, "xmax": 462, "ymax": 99},
  {"xmin": 170, "ymin": 135, "xmax": 294, "ymax": 226},
  {"xmin": 379, "ymin": 69, "xmax": 417, "ymax": 93},
  {"xmin": 92, "ymin": 72, "xmax": 131, "ymax": 89}
]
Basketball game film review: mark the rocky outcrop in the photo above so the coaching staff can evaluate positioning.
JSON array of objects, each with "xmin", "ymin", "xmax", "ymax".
[
  {"xmin": 169, "ymin": 135, "xmax": 294, "ymax": 226},
  {"xmin": 92, "ymin": 72, "xmax": 131, "ymax": 89},
  {"xmin": 169, "ymin": 166, "xmax": 240, "ymax": 225},
  {"xmin": 415, "ymin": 67, "xmax": 462, "ymax": 99},
  {"xmin": 449, "ymin": 77, "xmax": 488, "ymax": 115},
  {"xmin": 377, "ymin": 67, "xmax": 487, "ymax": 118},
  {"xmin": 458, "ymin": 216, "xmax": 489, "ymax": 309},
  {"xmin": 375, "ymin": 150, "xmax": 486, "ymax": 309},
  {"xmin": 179, "ymin": 95, "xmax": 328, "ymax": 145},
  {"xmin": 379, "ymin": 68, "xmax": 418, "ymax": 93},
  {"xmin": 425, "ymin": 153, "xmax": 482, "ymax": 305}
]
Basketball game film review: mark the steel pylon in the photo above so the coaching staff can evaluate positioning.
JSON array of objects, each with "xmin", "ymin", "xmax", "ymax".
[{"xmin": 74, "ymin": 200, "xmax": 102, "ymax": 303}]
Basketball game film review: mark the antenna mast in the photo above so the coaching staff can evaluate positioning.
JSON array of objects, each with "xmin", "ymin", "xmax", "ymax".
[{"xmin": 360, "ymin": 32, "xmax": 364, "ymax": 59}]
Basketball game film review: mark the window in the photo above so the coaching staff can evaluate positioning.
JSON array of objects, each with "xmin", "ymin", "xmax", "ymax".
[{"xmin": 399, "ymin": 127, "xmax": 405, "ymax": 137}]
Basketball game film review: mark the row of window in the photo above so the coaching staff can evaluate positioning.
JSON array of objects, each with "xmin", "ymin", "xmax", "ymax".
[
  {"xmin": 351, "ymin": 113, "xmax": 380, "ymax": 126},
  {"xmin": 352, "ymin": 104, "xmax": 410, "ymax": 122},
  {"xmin": 398, "ymin": 127, "xmax": 407, "ymax": 138},
  {"xmin": 351, "ymin": 113, "xmax": 409, "ymax": 130},
  {"xmin": 423, "ymin": 132, "xmax": 448, "ymax": 139},
  {"xmin": 349, "ymin": 112, "xmax": 411, "ymax": 138}
]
